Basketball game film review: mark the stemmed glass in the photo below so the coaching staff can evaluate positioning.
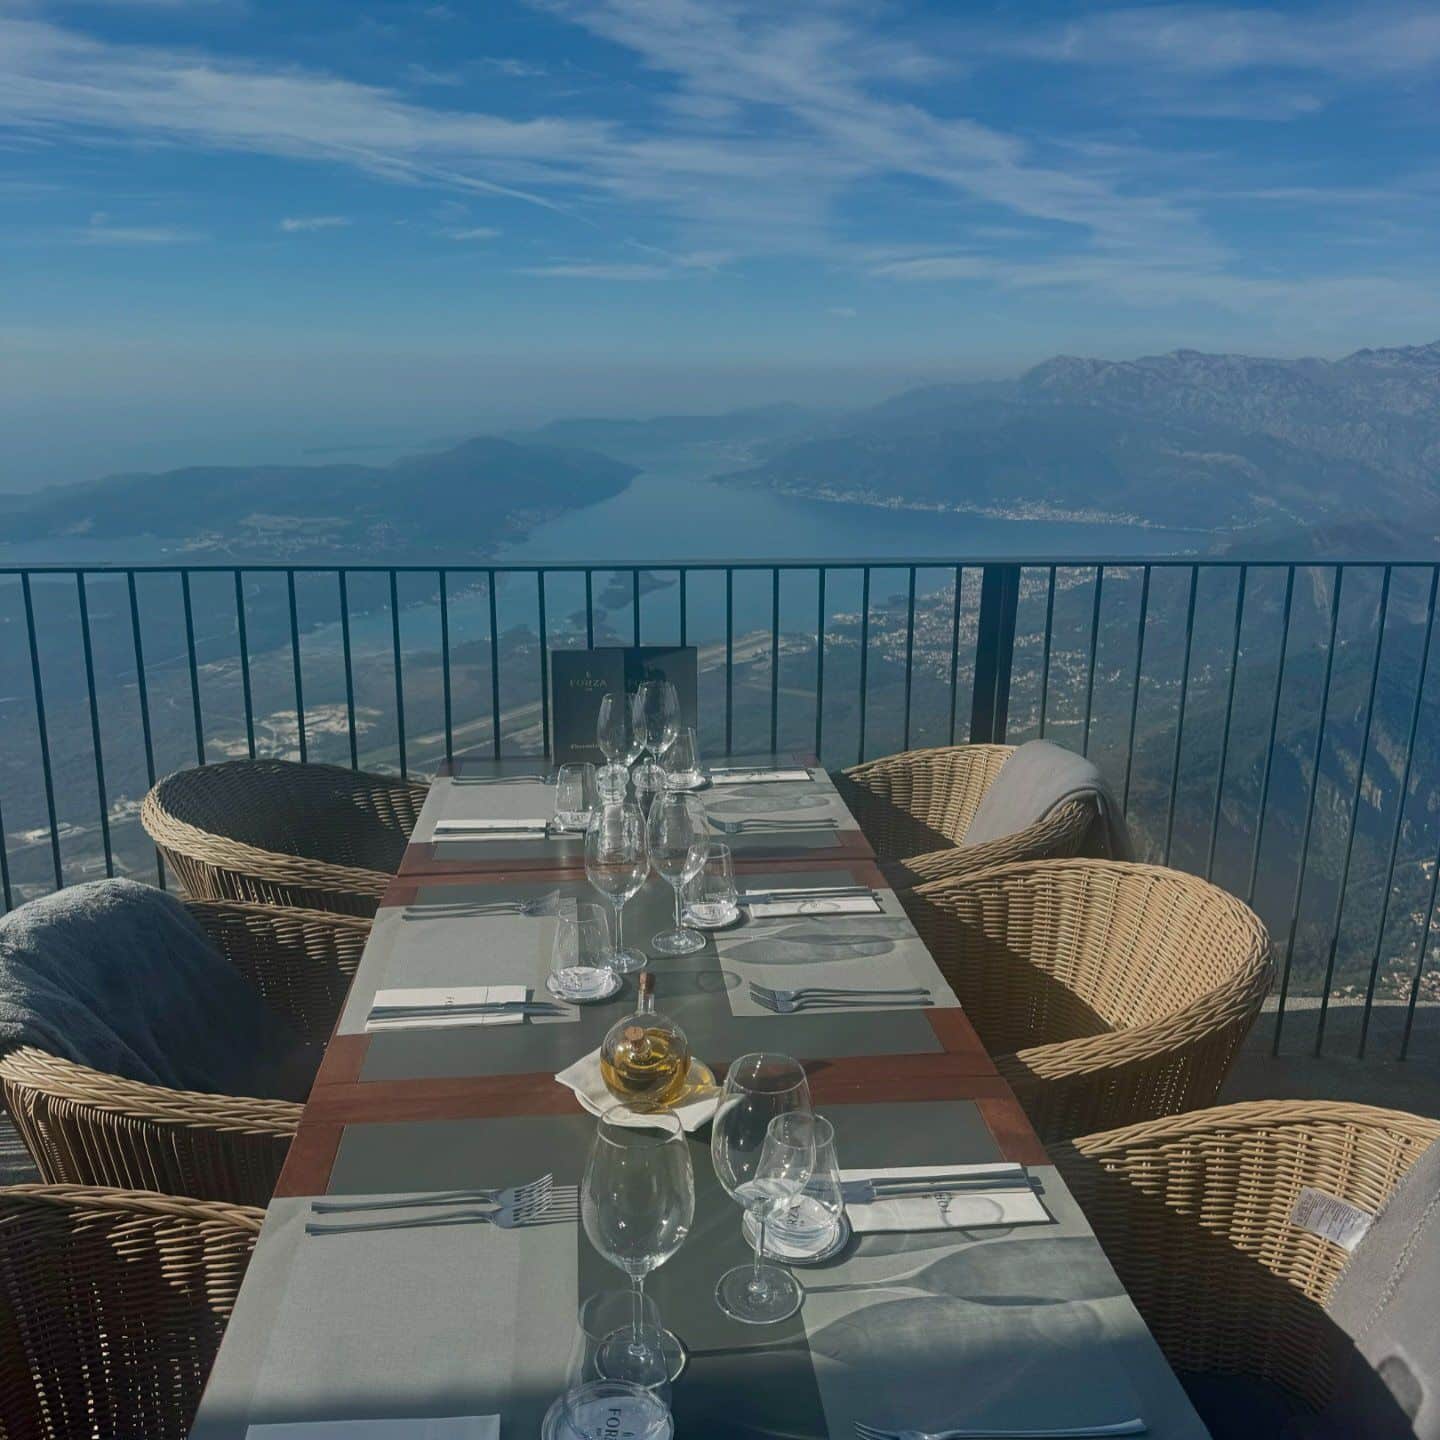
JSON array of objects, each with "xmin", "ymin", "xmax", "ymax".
[
  {"xmin": 646, "ymin": 791, "xmax": 708, "ymax": 955},
  {"xmin": 596, "ymin": 692, "xmax": 642, "ymax": 799},
  {"xmin": 581, "ymin": 1107, "xmax": 695, "ymax": 1387},
  {"xmin": 584, "ymin": 801, "xmax": 649, "ymax": 973},
  {"xmin": 710, "ymin": 1053, "xmax": 813, "ymax": 1324},
  {"xmin": 632, "ymin": 681, "xmax": 680, "ymax": 768}
]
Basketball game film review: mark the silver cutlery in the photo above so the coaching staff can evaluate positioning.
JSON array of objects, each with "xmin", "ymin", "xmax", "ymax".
[
  {"xmin": 367, "ymin": 1001, "xmax": 564, "ymax": 1020},
  {"xmin": 401, "ymin": 896, "xmax": 560, "ymax": 920},
  {"xmin": 741, "ymin": 886, "xmax": 876, "ymax": 901},
  {"xmin": 307, "ymin": 1191, "xmax": 579, "ymax": 1236},
  {"xmin": 841, "ymin": 1174, "xmax": 1033, "ymax": 1205},
  {"xmin": 751, "ymin": 984, "xmax": 931, "ymax": 1004},
  {"xmin": 751, "ymin": 991, "xmax": 934, "ymax": 1015},
  {"xmin": 452, "ymin": 777, "xmax": 550, "ymax": 785},
  {"xmin": 433, "ymin": 824, "xmax": 551, "ymax": 837},
  {"xmin": 854, "ymin": 1422, "xmax": 1146, "ymax": 1439},
  {"xmin": 712, "ymin": 818, "xmax": 837, "ymax": 835},
  {"xmin": 312, "ymin": 1175, "xmax": 560, "ymax": 1215}
]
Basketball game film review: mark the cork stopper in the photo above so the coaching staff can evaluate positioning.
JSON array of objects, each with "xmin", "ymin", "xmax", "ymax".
[{"xmin": 637, "ymin": 971, "xmax": 655, "ymax": 998}]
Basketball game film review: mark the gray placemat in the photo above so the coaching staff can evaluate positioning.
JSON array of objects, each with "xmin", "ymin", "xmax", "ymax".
[
  {"xmin": 248, "ymin": 1197, "xmax": 572, "ymax": 1434},
  {"xmin": 716, "ymin": 888, "xmax": 959, "ymax": 1018},
  {"xmin": 414, "ymin": 777, "xmax": 558, "ymax": 841},
  {"xmin": 340, "ymin": 900, "xmax": 581, "ymax": 1034}
]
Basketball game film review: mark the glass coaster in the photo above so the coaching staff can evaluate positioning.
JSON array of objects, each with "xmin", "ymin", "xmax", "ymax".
[
  {"xmin": 743, "ymin": 1202, "xmax": 851, "ymax": 1265},
  {"xmin": 547, "ymin": 967, "xmax": 622, "ymax": 1003}
]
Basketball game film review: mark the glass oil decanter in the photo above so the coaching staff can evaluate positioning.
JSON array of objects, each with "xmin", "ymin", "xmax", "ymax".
[{"xmin": 599, "ymin": 971, "xmax": 691, "ymax": 1111}]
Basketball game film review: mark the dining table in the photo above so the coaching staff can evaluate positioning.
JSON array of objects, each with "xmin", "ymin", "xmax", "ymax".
[{"xmin": 188, "ymin": 754, "xmax": 1212, "ymax": 1439}]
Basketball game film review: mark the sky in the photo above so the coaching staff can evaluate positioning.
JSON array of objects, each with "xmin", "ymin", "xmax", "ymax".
[{"xmin": 2, "ymin": 0, "xmax": 1440, "ymax": 488}]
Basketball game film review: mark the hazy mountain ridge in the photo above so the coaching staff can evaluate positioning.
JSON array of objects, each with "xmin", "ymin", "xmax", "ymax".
[
  {"xmin": 0, "ymin": 436, "xmax": 637, "ymax": 559},
  {"xmin": 715, "ymin": 339, "xmax": 1440, "ymax": 547}
]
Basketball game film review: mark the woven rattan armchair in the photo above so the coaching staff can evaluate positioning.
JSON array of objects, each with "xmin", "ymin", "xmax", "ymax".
[
  {"xmin": 0, "ymin": 1184, "xmax": 261, "ymax": 1439},
  {"xmin": 834, "ymin": 744, "xmax": 1096, "ymax": 886},
  {"xmin": 142, "ymin": 758, "xmax": 427, "ymax": 915},
  {"xmin": 0, "ymin": 899, "xmax": 368, "ymax": 1207},
  {"xmin": 1052, "ymin": 1101, "xmax": 1440, "ymax": 1420},
  {"xmin": 904, "ymin": 858, "xmax": 1272, "ymax": 1141}
]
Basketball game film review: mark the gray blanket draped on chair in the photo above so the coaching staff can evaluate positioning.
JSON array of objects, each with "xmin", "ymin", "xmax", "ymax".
[{"xmin": 0, "ymin": 878, "xmax": 308, "ymax": 1099}]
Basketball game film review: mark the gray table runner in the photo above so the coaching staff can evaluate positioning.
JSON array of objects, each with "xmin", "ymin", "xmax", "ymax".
[{"xmin": 191, "ymin": 1105, "xmax": 1208, "ymax": 1439}]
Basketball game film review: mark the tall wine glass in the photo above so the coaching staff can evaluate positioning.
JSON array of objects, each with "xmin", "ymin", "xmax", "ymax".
[
  {"xmin": 585, "ymin": 801, "xmax": 648, "ymax": 973},
  {"xmin": 596, "ymin": 691, "xmax": 641, "ymax": 798},
  {"xmin": 632, "ymin": 681, "xmax": 680, "ymax": 766},
  {"xmin": 710, "ymin": 1053, "xmax": 813, "ymax": 1324},
  {"xmin": 582, "ymin": 1107, "xmax": 695, "ymax": 1387},
  {"xmin": 646, "ymin": 791, "xmax": 708, "ymax": 956}
]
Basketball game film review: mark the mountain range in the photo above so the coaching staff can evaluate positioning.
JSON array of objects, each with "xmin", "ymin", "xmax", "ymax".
[
  {"xmin": 3, "ymin": 338, "xmax": 1436, "ymax": 559},
  {"xmin": 712, "ymin": 341, "xmax": 1440, "ymax": 545},
  {"xmin": 0, "ymin": 437, "xmax": 636, "ymax": 559}
]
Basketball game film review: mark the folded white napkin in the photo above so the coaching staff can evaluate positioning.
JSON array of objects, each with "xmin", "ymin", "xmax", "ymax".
[
  {"xmin": 247, "ymin": 1419, "xmax": 499, "ymax": 1438},
  {"xmin": 709, "ymin": 768, "xmax": 812, "ymax": 785},
  {"xmin": 433, "ymin": 818, "xmax": 548, "ymax": 835},
  {"xmin": 744, "ymin": 891, "xmax": 882, "ymax": 918},
  {"xmin": 366, "ymin": 985, "xmax": 528, "ymax": 1032},
  {"xmin": 843, "ymin": 1164, "xmax": 1049, "ymax": 1232},
  {"xmin": 556, "ymin": 1048, "xmax": 720, "ymax": 1132}
]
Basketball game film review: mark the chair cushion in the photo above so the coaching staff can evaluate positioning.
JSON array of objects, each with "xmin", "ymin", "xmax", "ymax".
[
  {"xmin": 961, "ymin": 740, "xmax": 1131, "ymax": 858},
  {"xmin": 1288, "ymin": 1139, "xmax": 1440, "ymax": 1440},
  {"xmin": 1179, "ymin": 1371, "xmax": 1308, "ymax": 1439},
  {"xmin": 0, "ymin": 879, "xmax": 310, "ymax": 1099}
]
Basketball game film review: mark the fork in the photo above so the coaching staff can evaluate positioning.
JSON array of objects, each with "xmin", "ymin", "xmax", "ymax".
[
  {"xmin": 712, "ymin": 817, "xmax": 837, "ymax": 835},
  {"xmin": 854, "ymin": 1422, "xmax": 1147, "ymax": 1439},
  {"xmin": 311, "ymin": 1175, "xmax": 558, "ymax": 1215},
  {"xmin": 402, "ymin": 896, "xmax": 559, "ymax": 920},
  {"xmin": 751, "ymin": 984, "xmax": 931, "ymax": 1004},
  {"xmin": 751, "ymin": 991, "xmax": 934, "ymax": 1015},
  {"xmin": 451, "ymin": 774, "xmax": 551, "ymax": 785},
  {"xmin": 306, "ymin": 1190, "xmax": 579, "ymax": 1236}
]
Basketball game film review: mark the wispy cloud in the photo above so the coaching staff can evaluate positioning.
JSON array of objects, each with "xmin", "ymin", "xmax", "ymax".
[
  {"xmin": 481, "ymin": 57, "xmax": 549, "ymax": 79},
  {"xmin": 517, "ymin": 262, "xmax": 668, "ymax": 279},
  {"xmin": 441, "ymin": 225, "xmax": 500, "ymax": 239},
  {"xmin": 279, "ymin": 215, "xmax": 351, "ymax": 232},
  {"xmin": 986, "ymin": 4, "xmax": 1440, "ymax": 76},
  {"xmin": 71, "ymin": 211, "xmax": 200, "ymax": 244}
]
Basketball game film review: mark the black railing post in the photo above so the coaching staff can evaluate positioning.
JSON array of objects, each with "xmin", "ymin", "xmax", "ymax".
[{"xmin": 969, "ymin": 563, "xmax": 1020, "ymax": 744}]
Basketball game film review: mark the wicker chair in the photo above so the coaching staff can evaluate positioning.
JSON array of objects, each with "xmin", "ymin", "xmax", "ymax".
[
  {"xmin": 834, "ymin": 744, "xmax": 1097, "ymax": 886},
  {"xmin": 904, "ymin": 858, "xmax": 1272, "ymax": 1141},
  {"xmin": 0, "ymin": 899, "xmax": 368, "ymax": 1207},
  {"xmin": 0, "ymin": 1184, "xmax": 261, "ymax": 1439},
  {"xmin": 142, "ymin": 758, "xmax": 427, "ymax": 915},
  {"xmin": 1052, "ymin": 1101, "xmax": 1440, "ymax": 1424}
]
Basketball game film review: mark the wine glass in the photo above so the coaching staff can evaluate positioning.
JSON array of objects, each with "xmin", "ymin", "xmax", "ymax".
[
  {"xmin": 710, "ymin": 1053, "xmax": 813, "ymax": 1324},
  {"xmin": 584, "ymin": 801, "xmax": 648, "ymax": 973},
  {"xmin": 596, "ymin": 691, "xmax": 641, "ymax": 797},
  {"xmin": 646, "ymin": 791, "xmax": 708, "ymax": 955},
  {"xmin": 582, "ymin": 1107, "xmax": 695, "ymax": 1387},
  {"xmin": 632, "ymin": 681, "xmax": 680, "ymax": 765}
]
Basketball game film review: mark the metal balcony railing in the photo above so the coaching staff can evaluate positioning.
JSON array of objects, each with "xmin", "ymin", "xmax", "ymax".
[{"xmin": 2, "ymin": 557, "xmax": 1438, "ymax": 1064}]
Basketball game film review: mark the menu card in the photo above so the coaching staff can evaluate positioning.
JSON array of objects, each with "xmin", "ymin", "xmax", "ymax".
[{"xmin": 550, "ymin": 646, "xmax": 697, "ymax": 764}]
